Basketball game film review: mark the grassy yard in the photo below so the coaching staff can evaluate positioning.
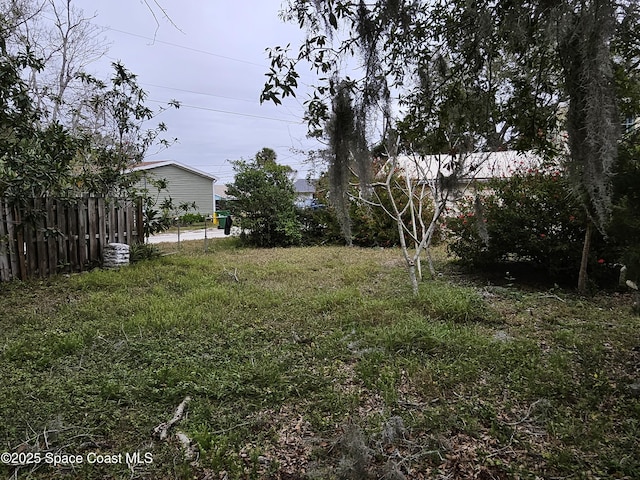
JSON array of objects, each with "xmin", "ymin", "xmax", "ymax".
[{"xmin": 1, "ymin": 240, "xmax": 638, "ymax": 479}]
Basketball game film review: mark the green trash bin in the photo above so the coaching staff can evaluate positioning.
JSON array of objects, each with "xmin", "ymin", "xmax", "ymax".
[{"xmin": 215, "ymin": 210, "xmax": 230, "ymax": 229}]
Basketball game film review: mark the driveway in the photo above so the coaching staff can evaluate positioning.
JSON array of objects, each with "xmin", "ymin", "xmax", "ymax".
[{"xmin": 147, "ymin": 227, "xmax": 230, "ymax": 244}]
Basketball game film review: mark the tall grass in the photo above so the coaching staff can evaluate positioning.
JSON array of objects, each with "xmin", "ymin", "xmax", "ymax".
[{"xmin": 0, "ymin": 241, "xmax": 638, "ymax": 479}]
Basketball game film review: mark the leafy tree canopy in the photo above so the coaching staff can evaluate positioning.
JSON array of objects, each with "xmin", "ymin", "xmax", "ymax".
[
  {"xmin": 261, "ymin": 0, "xmax": 639, "ymax": 292},
  {"xmin": 226, "ymin": 148, "xmax": 302, "ymax": 248}
]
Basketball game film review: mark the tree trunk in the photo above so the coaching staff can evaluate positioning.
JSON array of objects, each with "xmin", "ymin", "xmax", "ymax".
[
  {"xmin": 406, "ymin": 171, "xmax": 422, "ymax": 281},
  {"xmin": 425, "ymin": 237, "xmax": 436, "ymax": 279},
  {"xmin": 408, "ymin": 261, "xmax": 419, "ymax": 297},
  {"xmin": 578, "ymin": 222, "xmax": 592, "ymax": 294}
]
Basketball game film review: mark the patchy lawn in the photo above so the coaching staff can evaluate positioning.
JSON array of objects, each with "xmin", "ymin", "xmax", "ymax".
[{"xmin": 1, "ymin": 241, "xmax": 638, "ymax": 479}]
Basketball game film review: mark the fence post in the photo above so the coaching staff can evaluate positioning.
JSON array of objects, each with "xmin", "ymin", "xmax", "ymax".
[
  {"xmin": 87, "ymin": 197, "xmax": 98, "ymax": 264},
  {"xmin": 126, "ymin": 199, "xmax": 134, "ymax": 245},
  {"xmin": 97, "ymin": 197, "xmax": 106, "ymax": 261},
  {"xmin": 34, "ymin": 198, "xmax": 48, "ymax": 277},
  {"xmin": 77, "ymin": 197, "xmax": 87, "ymax": 269},
  {"xmin": 136, "ymin": 197, "xmax": 144, "ymax": 244},
  {"xmin": 56, "ymin": 199, "xmax": 69, "ymax": 274},
  {"xmin": 68, "ymin": 199, "xmax": 79, "ymax": 271},
  {"xmin": 23, "ymin": 199, "xmax": 38, "ymax": 278},
  {"xmin": 117, "ymin": 200, "xmax": 125, "ymax": 243},
  {"xmin": 46, "ymin": 198, "xmax": 58, "ymax": 276}
]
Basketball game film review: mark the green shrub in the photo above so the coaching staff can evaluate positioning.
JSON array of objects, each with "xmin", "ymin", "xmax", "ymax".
[
  {"xmin": 350, "ymin": 188, "xmax": 402, "ymax": 248},
  {"xmin": 609, "ymin": 130, "xmax": 640, "ymax": 284},
  {"xmin": 297, "ymin": 206, "xmax": 344, "ymax": 246},
  {"xmin": 142, "ymin": 205, "xmax": 173, "ymax": 238},
  {"xmin": 180, "ymin": 212, "xmax": 205, "ymax": 225},
  {"xmin": 300, "ymin": 175, "xmax": 434, "ymax": 247},
  {"xmin": 227, "ymin": 148, "xmax": 302, "ymax": 248},
  {"xmin": 445, "ymin": 166, "xmax": 608, "ymax": 282},
  {"xmin": 129, "ymin": 243, "xmax": 162, "ymax": 263}
]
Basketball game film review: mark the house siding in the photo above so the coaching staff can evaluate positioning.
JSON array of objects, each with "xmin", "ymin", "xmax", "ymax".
[{"xmin": 136, "ymin": 165, "xmax": 214, "ymax": 215}]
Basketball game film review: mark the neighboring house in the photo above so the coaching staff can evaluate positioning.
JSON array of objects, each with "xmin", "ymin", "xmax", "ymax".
[
  {"xmin": 392, "ymin": 151, "xmax": 545, "ymax": 212},
  {"xmin": 214, "ymin": 184, "xmax": 229, "ymax": 204},
  {"xmin": 294, "ymin": 178, "xmax": 318, "ymax": 208},
  {"xmin": 129, "ymin": 160, "xmax": 218, "ymax": 215},
  {"xmin": 395, "ymin": 150, "xmax": 543, "ymax": 185}
]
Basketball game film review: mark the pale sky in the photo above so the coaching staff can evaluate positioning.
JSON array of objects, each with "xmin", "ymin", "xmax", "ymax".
[{"xmin": 71, "ymin": 0, "xmax": 324, "ymax": 185}]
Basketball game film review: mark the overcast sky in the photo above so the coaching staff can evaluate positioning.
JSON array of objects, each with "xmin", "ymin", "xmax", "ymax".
[{"xmin": 71, "ymin": 0, "xmax": 323, "ymax": 185}]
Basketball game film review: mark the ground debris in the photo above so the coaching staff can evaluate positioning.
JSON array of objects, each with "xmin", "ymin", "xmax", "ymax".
[{"xmin": 153, "ymin": 396, "xmax": 191, "ymax": 441}]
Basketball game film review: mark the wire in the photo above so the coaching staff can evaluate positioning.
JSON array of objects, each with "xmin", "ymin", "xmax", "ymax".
[
  {"xmin": 142, "ymin": 82, "xmax": 306, "ymax": 115},
  {"xmin": 148, "ymin": 99, "xmax": 303, "ymax": 124},
  {"xmin": 141, "ymin": 82, "xmax": 257, "ymax": 103},
  {"xmin": 102, "ymin": 26, "xmax": 267, "ymax": 68}
]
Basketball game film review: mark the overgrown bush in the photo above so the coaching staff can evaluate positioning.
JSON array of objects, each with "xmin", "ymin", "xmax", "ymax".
[
  {"xmin": 180, "ymin": 212, "xmax": 205, "ymax": 225},
  {"xmin": 609, "ymin": 130, "xmax": 640, "ymax": 285},
  {"xmin": 301, "ymin": 175, "xmax": 434, "ymax": 248},
  {"xmin": 297, "ymin": 205, "xmax": 344, "ymax": 246},
  {"xmin": 227, "ymin": 148, "xmax": 302, "ymax": 248},
  {"xmin": 142, "ymin": 196, "xmax": 174, "ymax": 239},
  {"xmin": 129, "ymin": 243, "xmax": 162, "ymax": 263},
  {"xmin": 350, "ymin": 187, "xmax": 403, "ymax": 248},
  {"xmin": 445, "ymin": 166, "xmax": 609, "ymax": 282}
]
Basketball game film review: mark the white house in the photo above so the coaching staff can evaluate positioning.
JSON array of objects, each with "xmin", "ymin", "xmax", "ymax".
[
  {"xmin": 129, "ymin": 160, "xmax": 218, "ymax": 216},
  {"xmin": 394, "ymin": 150, "xmax": 544, "ymax": 185},
  {"xmin": 294, "ymin": 178, "xmax": 318, "ymax": 207}
]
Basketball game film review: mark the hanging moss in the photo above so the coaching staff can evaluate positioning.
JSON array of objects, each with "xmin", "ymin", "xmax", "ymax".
[
  {"xmin": 559, "ymin": 0, "xmax": 620, "ymax": 233},
  {"xmin": 327, "ymin": 81, "xmax": 356, "ymax": 245}
]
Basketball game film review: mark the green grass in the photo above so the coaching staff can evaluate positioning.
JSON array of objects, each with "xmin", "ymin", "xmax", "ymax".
[{"xmin": 0, "ymin": 240, "xmax": 638, "ymax": 479}]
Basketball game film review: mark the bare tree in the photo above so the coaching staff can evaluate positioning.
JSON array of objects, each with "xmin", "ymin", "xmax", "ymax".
[
  {"xmin": 359, "ymin": 140, "xmax": 493, "ymax": 295},
  {"xmin": 0, "ymin": 0, "xmax": 43, "ymax": 42},
  {"xmin": 14, "ymin": 0, "xmax": 109, "ymax": 126},
  {"xmin": 140, "ymin": 0, "xmax": 183, "ymax": 39}
]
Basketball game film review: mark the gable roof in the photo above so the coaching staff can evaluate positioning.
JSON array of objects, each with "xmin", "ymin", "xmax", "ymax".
[
  {"xmin": 129, "ymin": 160, "xmax": 218, "ymax": 182},
  {"xmin": 294, "ymin": 178, "xmax": 317, "ymax": 194}
]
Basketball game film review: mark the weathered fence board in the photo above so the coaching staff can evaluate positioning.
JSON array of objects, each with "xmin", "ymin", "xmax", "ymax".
[
  {"xmin": 97, "ymin": 197, "xmax": 107, "ymax": 259},
  {"xmin": 46, "ymin": 199, "xmax": 57, "ymax": 276},
  {"xmin": 0, "ymin": 197, "xmax": 143, "ymax": 281},
  {"xmin": 88, "ymin": 197, "xmax": 98, "ymax": 263},
  {"xmin": 0, "ymin": 201, "xmax": 9, "ymax": 280}
]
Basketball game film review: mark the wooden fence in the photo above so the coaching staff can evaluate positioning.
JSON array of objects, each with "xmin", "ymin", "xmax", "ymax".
[{"xmin": 0, "ymin": 197, "xmax": 143, "ymax": 281}]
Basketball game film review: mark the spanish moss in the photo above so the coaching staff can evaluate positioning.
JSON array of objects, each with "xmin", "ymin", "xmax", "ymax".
[
  {"xmin": 559, "ymin": 0, "xmax": 619, "ymax": 233},
  {"xmin": 327, "ymin": 81, "xmax": 356, "ymax": 245}
]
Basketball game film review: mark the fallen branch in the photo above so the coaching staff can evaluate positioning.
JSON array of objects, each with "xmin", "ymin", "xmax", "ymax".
[
  {"xmin": 539, "ymin": 293, "xmax": 566, "ymax": 303},
  {"xmin": 153, "ymin": 396, "xmax": 191, "ymax": 441},
  {"xmin": 223, "ymin": 266, "xmax": 239, "ymax": 282},
  {"xmin": 504, "ymin": 398, "xmax": 546, "ymax": 426},
  {"xmin": 175, "ymin": 431, "xmax": 199, "ymax": 461}
]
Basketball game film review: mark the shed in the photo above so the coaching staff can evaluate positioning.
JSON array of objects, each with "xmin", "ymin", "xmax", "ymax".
[{"xmin": 130, "ymin": 161, "xmax": 218, "ymax": 215}]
